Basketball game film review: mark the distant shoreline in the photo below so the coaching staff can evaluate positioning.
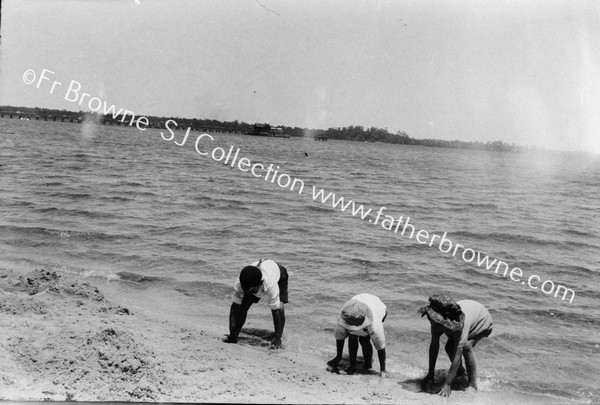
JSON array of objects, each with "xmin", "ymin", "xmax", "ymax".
[{"xmin": 0, "ymin": 104, "xmax": 568, "ymax": 155}]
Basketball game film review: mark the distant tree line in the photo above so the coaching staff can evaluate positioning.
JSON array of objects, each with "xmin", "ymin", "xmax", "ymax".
[
  {"xmin": 0, "ymin": 105, "xmax": 82, "ymax": 119},
  {"xmin": 323, "ymin": 125, "xmax": 523, "ymax": 152},
  {"xmin": 1, "ymin": 105, "xmax": 523, "ymax": 152}
]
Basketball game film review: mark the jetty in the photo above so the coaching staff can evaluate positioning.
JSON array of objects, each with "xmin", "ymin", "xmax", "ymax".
[{"xmin": 0, "ymin": 111, "xmax": 82, "ymax": 123}]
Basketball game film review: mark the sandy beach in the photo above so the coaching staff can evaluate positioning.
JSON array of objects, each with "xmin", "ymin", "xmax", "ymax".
[{"xmin": 0, "ymin": 267, "xmax": 576, "ymax": 404}]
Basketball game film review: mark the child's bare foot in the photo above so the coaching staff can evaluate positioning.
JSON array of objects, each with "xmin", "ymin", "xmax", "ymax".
[
  {"xmin": 223, "ymin": 335, "xmax": 238, "ymax": 343},
  {"xmin": 327, "ymin": 357, "xmax": 341, "ymax": 367},
  {"xmin": 465, "ymin": 383, "xmax": 478, "ymax": 392},
  {"xmin": 345, "ymin": 365, "xmax": 356, "ymax": 375}
]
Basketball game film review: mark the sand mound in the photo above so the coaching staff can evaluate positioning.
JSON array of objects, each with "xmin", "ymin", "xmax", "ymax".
[
  {"xmin": 0, "ymin": 268, "xmax": 166, "ymax": 401},
  {"xmin": 9, "ymin": 268, "xmax": 106, "ymax": 301},
  {"xmin": 23, "ymin": 327, "xmax": 166, "ymax": 400}
]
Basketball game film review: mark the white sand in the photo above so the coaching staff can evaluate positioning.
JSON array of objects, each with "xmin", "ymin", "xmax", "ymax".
[{"xmin": 0, "ymin": 268, "xmax": 573, "ymax": 404}]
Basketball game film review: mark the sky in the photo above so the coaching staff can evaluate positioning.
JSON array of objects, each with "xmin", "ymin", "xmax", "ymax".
[{"xmin": 1, "ymin": 0, "xmax": 599, "ymax": 152}]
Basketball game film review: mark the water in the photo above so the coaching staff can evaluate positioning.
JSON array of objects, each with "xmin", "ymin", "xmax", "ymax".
[{"xmin": 1, "ymin": 118, "xmax": 599, "ymax": 402}]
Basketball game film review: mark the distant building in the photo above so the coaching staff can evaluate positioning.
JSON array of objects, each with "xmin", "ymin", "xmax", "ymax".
[{"xmin": 249, "ymin": 123, "xmax": 271, "ymax": 136}]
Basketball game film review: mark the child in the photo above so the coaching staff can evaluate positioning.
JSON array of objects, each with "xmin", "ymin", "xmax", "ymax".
[
  {"xmin": 223, "ymin": 259, "xmax": 289, "ymax": 349},
  {"xmin": 419, "ymin": 294, "xmax": 492, "ymax": 396},
  {"xmin": 327, "ymin": 293, "xmax": 389, "ymax": 378}
]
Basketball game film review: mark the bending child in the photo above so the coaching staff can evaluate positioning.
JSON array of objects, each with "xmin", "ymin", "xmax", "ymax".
[
  {"xmin": 223, "ymin": 259, "xmax": 289, "ymax": 349},
  {"xmin": 419, "ymin": 294, "xmax": 492, "ymax": 397},
  {"xmin": 327, "ymin": 293, "xmax": 389, "ymax": 378}
]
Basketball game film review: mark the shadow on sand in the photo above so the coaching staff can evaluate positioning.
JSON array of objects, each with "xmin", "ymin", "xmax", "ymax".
[
  {"xmin": 398, "ymin": 369, "xmax": 470, "ymax": 394},
  {"xmin": 325, "ymin": 357, "xmax": 382, "ymax": 376},
  {"xmin": 235, "ymin": 327, "xmax": 275, "ymax": 348}
]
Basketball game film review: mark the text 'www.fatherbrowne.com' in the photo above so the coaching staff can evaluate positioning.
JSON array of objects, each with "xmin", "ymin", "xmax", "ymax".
[
  {"xmin": 22, "ymin": 67, "xmax": 576, "ymax": 305},
  {"xmin": 310, "ymin": 187, "xmax": 576, "ymax": 304}
]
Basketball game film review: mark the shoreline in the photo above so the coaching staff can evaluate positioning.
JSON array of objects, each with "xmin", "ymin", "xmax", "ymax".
[
  {"xmin": 0, "ymin": 267, "xmax": 579, "ymax": 403},
  {"xmin": 1, "ymin": 109, "xmax": 565, "ymax": 155}
]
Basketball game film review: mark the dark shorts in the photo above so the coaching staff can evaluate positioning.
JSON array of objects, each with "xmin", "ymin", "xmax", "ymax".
[
  {"xmin": 449, "ymin": 326, "xmax": 492, "ymax": 345},
  {"xmin": 241, "ymin": 263, "xmax": 289, "ymax": 305},
  {"xmin": 278, "ymin": 264, "xmax": 289, "ymax": 303},
  {"xmin": 473, "ymin": 327, "xmax": 492, "ymax": 341}
]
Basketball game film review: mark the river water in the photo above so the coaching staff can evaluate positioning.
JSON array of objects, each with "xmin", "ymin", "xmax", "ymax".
[{"xmin": 1, "ymin": 118, "xmax": 598, "ymax": 402}]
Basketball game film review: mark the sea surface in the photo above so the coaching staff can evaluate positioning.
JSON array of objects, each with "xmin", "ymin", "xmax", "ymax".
[{"xmin": 1, "ymin": 118, "xmax": 599, "ymax": 402}]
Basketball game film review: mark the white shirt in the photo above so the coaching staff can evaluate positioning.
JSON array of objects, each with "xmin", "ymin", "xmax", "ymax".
[
  {"xmin": 457, "ymin": 300, "xmax": 492, "ymax": 348},
  {"xmin": 334, "ymin": 293, "xmax": 387, "ymax": 350},
  {"xmin": 233, "ymin": 259, "xmax": 282, "ymax": 310}
]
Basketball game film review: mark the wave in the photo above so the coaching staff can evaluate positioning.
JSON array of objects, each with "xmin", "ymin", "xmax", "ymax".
[
  {"xmin": 0, "ymin": 225, "xmax": 136, "ymax": 242},
  {"xmin": 145, "ymin": 225, "xmax": 193, "ymax": 236},
  {"xmin": 305, "ymin": 205, "xmax": 334, "ymax": 213},
  {"xmin": 443, "ymin": 202, "xmax": 504, "ymax": 212},
  {"xmin": 4, "ymin": 200, "xmax": 36, "ymax": 208},
  {"xmin": 45, "ymin": 191, "xmax": 92, "ymax": 199},
  {"xmin": 563, "ymin": 239, "xmax": 600, "ymax": 250},
  {"xmin": 118, "ymin": 190, "xmax": 157, "ymax": 197},
  {"xmin": 118, "ymin": 181, "xmax": 146, "ymax": 187},
  {"xmin": 172, "ymin": 280, "xmax": 232, "ymax": 298},
  {"xmin": 562, "ymin": 228, "xmax": 595, "ymax": 237},
  {"xmin": 553, "ymin": 264, "xmax": 595, "ymax": 276},
  {"xmin": 452, "ymin": 231, "xmax": 555, "ymax": 246},
  {"xmin": 501, "ymin": 379, "xmax": 600, "ymax": 404},
  {"xmin": 33, "ymin": 206, "xmax": 122, "ymax": 220},
  {"xmin": 70, "ymin": 153, "xmax": 92, "ymax": 159},
  {"xmin": 115, "ymin": 271, "xmax": 165, "ymax": 283},
  {"xmin": 98, "ymin": 195, "xmax": 133, "ymax": 202}
]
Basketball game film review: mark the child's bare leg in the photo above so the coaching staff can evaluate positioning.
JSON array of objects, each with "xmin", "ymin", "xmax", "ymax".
[
  {"xmin": 445, "ymin": 337, "xmax": 466, "ymax": 376},
  {"xmin": 346, "ymin": 335, "xmax": 359, "ymax": 374},
  {"xmin": 359, "ymin": 336, "xmax": 373, "ymax": 369},
  {"xmin": 463, "ymin": 342, "xmax": 477, "ymax": 389}
]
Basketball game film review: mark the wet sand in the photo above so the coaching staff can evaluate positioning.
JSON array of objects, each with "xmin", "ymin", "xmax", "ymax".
[{"xmin": 0, "ymin": 268, "xmax": 574, "ymax": 403}]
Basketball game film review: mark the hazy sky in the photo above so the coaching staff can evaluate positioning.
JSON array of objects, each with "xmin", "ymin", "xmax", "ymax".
[{"xmin": 1, "ymin": 0, "xmax": 599, "ymax": 152}]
